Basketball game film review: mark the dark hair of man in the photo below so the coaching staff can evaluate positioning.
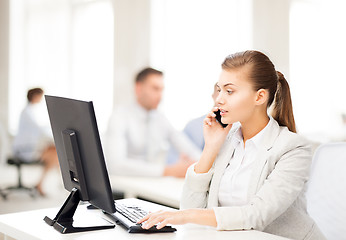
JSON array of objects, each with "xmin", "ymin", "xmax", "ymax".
[
  {"xmin": 27, "ymin": 88, "xmax": 44, "ymax": 102},
  {"xmin": 135, "ymin": 67, "xmax": 163, "ymax": 83}
]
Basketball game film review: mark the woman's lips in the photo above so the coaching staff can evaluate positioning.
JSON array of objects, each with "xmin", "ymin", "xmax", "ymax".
[{"xmin": 220, "ymin": 109, "xmax": 228, "ymax": 116}]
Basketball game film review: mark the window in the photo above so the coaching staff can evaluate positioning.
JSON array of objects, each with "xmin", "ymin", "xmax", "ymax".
[{"xmin": 9, "ymin": 0, "xmax": 114, "ymax": 134}]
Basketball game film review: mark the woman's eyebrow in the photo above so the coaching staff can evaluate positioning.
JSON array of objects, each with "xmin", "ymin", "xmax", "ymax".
[{"xmin": 224, "ymin": 83, "xmax": 236, "ymax": 87}]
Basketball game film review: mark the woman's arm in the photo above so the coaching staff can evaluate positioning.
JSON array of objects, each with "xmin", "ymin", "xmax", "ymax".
[{"xmin": 179, "ymin": 108, "xmax": 233, "ymax": 209}]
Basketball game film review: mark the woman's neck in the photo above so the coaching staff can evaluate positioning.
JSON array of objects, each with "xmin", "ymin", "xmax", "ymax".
[{"xmin": 241, "ymin": 112, "xmax": 270, "ymax": 143}]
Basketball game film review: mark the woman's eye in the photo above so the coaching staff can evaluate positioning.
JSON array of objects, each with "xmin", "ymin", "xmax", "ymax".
[{"xmin": 227, "ymin": 90, "xmax": 233, "ymax": 94}]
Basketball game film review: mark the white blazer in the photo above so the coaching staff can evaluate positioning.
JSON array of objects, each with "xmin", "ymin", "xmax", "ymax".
[{"xmin": 180, "ymin": 118, "xmax": 326, "ymax": 240}]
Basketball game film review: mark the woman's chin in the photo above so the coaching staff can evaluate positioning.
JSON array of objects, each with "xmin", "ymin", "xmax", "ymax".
[
  {"xmin": 221, "ymin": 117, "xmax": 232, "ymax": 125},
  {"xmin": 222, "ymin": 118, "xmax": 238, "ymax": 125}
]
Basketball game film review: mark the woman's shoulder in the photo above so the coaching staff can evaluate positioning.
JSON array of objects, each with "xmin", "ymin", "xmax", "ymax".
[
  {"xmin": 278, "ymin": 126, "xmax": 310, "ymax": 146},
  {"xmin": 273, "ymin": 125, "xmax": 312, "ymax": 156}
]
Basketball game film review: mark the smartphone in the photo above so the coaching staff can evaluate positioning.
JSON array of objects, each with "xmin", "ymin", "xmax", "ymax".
[{"xmin": 214, "ymin": 109, "xmax": 228, "ymax": 128}]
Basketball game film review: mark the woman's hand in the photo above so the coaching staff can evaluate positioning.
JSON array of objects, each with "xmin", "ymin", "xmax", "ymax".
[
  {"xmin": 203, "ymin": 106, "xmax": 232, "ymax": 148},
  {"xmin": 194, "ymin": 107, "xmax": 232, "ymax": 174},
  {"xmin": 137, "ymin": 209, "xmax": 189, "ymax": 230},
  {"xmin": 137, "ymin": 209, "xmax": 217, "ymax": 229}
]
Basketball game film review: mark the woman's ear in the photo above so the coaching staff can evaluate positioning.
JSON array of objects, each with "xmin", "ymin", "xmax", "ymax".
[{"xmin": 255, "ymin": 89, "xmax": 269, "ymax": 105}]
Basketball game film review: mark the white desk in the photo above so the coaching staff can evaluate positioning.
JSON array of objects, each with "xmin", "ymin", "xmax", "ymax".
[
  {"xmin": 110, "ymin": 175, "xmax": 184, "ymax": 208},
  {"xmin": 0, "ymin": 199, "xmax": 290, "ymax": 240}
]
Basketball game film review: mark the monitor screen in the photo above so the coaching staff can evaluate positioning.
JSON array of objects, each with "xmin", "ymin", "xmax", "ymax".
[{"xmin": 45, "ymin": 95, "xmax": 116, "ymax": 214}]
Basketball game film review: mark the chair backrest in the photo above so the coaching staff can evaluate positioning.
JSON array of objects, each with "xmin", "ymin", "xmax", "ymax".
[{"xmin": 306, "ymin": 142, "xmax": 346, "ymax": 240}]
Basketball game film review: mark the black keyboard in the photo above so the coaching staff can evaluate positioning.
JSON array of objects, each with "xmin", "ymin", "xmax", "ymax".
[{"xmin": 105, "ymin": 202, "xmax": 177, "ymax": 233}]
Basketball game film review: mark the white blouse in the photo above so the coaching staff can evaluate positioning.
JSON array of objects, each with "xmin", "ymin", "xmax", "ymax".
[{"xmin": 218, "ymin": 116, "xmax": 274, "ymax": 207}]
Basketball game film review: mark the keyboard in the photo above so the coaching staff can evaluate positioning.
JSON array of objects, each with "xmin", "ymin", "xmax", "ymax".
[{"xmin": 105, "ymin": 202, "xmax": 177, "ymax": 233}]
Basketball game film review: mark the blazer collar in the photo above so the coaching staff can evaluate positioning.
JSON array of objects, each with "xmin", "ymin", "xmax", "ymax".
[
  {"xmin": 257, "ymin": 116, "xmax": 281, "ymax": 152},
  {"xmin": 246, "ymin": 117, "xmax": 283, "ymax": 198},
  {"xmin": 226, "ymin": 116, "xmax": 280, "ymax": 150}
]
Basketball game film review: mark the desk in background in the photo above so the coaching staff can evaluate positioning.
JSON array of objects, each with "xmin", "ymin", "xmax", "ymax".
[
  {"xmin": 0, "ymin": 199, "xmax": 290, "ymax": 240},
  {"xmin": 109, "ymin": 175, "xmax": 184, "ymax": 208}
]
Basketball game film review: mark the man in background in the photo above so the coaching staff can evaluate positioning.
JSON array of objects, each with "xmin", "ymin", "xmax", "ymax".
[{"xmin": 105, "ymin": 68, "xmax": 201, "ymax": 177}]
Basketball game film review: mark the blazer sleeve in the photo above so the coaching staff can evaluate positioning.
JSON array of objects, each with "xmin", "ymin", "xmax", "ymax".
[
  {"xmin": 213, "ymin": 136, "xmax": 312, "ymax": 231},
  {"xmin": 180, "ymin": 163, "xmax": 214, "ymax": 209}
]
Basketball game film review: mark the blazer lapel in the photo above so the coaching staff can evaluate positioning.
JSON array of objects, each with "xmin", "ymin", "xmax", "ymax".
[
  {"xmin": 247, "ymin": 118, "xmax": 282, "ymax": 199},
  {"xmin": 207, "ymin": 127, "xmax": 238, "ymax": 208}
]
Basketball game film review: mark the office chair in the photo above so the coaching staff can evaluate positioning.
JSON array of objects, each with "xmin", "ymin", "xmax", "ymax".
[
  {"xmin": 306, "ymin": 142, "xmax": 346, "ymax": 240},
  {"xmin": 0, "ymin": 157, "xmax": 41, "ymax": 200}
]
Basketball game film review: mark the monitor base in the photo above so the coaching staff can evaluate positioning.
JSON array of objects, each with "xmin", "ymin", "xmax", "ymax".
[{"xmin": 44, "ymin": 188, "xmax": 115, "ymax": 234}]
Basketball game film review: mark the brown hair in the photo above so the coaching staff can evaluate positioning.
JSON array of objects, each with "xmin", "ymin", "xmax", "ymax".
[
  {"xmin": 27, "ymin": 88, "xmax": 44, "ymax": 102},
  {"xmin": 135, "ymin": 67, "xmax": 163, "ymax": 83},
  {"xmin": 221, "ymin": 50, "xmax": 296, "ymax": 133}
]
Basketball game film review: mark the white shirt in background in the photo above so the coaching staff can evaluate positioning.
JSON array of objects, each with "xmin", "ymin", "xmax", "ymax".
[
  {"xmin": 218, "ymin": 116, "xmax": 273, "ymax": 207},
  {"xmin": 12, "ymin": 102, "xmax": 53, "ymax": 161},
  {"xmin": 105, "ymin": 101, "xmax": 202, "ymax": 177}
]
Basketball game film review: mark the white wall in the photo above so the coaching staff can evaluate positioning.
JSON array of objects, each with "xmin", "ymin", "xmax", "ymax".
[
  {"xmin": 113, "ymin": 0, "xmax": 151, "ymax": 106},
  {"xmin": 0, "ymin": 0, "xmax": 9, "ymax": 130},
  {"xmin": 252, "ymin": 0, "xmax": 290, "ymax": 79}
]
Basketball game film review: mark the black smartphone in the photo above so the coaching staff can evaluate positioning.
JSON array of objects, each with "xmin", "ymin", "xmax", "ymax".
[{"xmin": 214, "ymin": 109, "xmax": 228, "ymax": 128}]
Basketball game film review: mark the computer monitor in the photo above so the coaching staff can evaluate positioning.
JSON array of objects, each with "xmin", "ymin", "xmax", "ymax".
[{"xmin": 43, "ymin": 95, "xmax": 116, "ymax": 234}]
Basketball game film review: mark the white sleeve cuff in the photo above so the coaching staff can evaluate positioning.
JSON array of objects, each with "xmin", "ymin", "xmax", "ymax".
[{"xmin": 213, "ymin": 206, "xmax": 245, "ymax": 230}]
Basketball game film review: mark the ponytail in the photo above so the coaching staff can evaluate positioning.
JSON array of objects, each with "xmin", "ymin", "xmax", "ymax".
[{"xmin": 271, "ymin": 71, "xmax": 296, "ymax": 133}]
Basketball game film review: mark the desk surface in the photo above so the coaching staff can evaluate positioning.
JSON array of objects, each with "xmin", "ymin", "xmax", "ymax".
[
  {"xmin": 0, "ymin": 199, "xmax": 290, "ymax": 240},
  {"xmin": 110, "ymin": 175, "xmax": 184, "ymax": 208}
]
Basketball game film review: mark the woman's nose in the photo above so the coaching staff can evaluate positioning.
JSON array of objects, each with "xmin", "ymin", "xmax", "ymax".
[{"xmin": 216, "ymin": 93, "xmax": 224, "ymax": 105}]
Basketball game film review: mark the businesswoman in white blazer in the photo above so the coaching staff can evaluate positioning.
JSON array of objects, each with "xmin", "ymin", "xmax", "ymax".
[{"xmin": 139, "ymin": 50, "xmax": 326, "ymax": 240}]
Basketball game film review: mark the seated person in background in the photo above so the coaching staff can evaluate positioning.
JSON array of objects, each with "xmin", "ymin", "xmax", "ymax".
[
  {"xmin": 12, "ymin": 88, "xmax": 58, "ymax": 196},
  {"xmin": 166, "ymin": 83, "xmax": 221, "ymax": 165},
  {"xmin": 105, "ymin": 68, "xmax": 201, "ymax": 178}
]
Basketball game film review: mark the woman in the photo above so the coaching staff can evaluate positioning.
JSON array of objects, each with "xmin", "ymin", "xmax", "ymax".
[{"xmin": 138, "ymin": 51, "xmax": 326, "ymax": 240}]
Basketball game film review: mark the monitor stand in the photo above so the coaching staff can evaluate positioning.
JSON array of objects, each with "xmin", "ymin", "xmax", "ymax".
[{"xmin": 44, "ymin": 188, "xmax": 115, "ymax": 234}]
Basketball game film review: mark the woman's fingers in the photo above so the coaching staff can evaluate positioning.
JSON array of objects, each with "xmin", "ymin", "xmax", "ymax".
[
  {"xmin": 137, "ymin": 210, "xmax": 156, "ymax": 224},
  {"xmin": 137, "ymin": 213, "xmax": 150, "ymax": 224},
  {"xmin": 204, "ymin": 108, "xmax": 218, "ymax": 126},
  {"xmin": 142, "ymin": 214, "xmax": 164, "ymax": 229},
  {"xmin": 203, "ymin": 117, "xmax": 212, "ymax": 126},
  {"xmin": 139, "ymin": 210, "xmax": 178, "ymax": 229},
  {"xmin": 156, "ymin": 218, "xmax": 171, "ymax": 229}
]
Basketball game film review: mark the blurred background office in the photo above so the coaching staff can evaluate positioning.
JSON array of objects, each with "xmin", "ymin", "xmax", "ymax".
[{"xmin": 1, "ymin": 0, "xmax": 346, "ymax": 214}]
